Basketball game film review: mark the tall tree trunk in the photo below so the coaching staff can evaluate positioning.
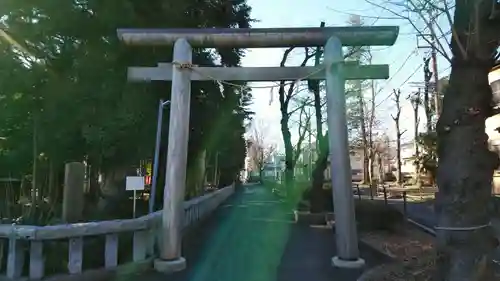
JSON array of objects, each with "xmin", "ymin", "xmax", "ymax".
[
  {"xmin": 434, "ymin": 0, "xmax": 500, "ymax": 279},
  {"xmin": 86, "ymin": 162, "xmax": 100, "ymax": 204},
  {"xmin": 48, "ymin": 159, "xmax": 56, "ymax": 203},
  {"xmin": 281, "ymin": 115, "xmax": 295, "ymax": 191},
  {"xmin": 376, "ymin": 152, "xmax": 384, "ymax": 185},
  {"xmin": 435, "ymin": 64, "xmax": 498, "ymax": 280},
  {"xmin": 278, "ymin": 47, "xmax": 313, "ymax": 192},
  {"xmin": 392, "ymin": 89, "xmax": 404, "ymax": 185},
  {"xmin": 368, "ymin": 73, "xmax": 376, "ymax": 188},
  {"xmin": 395, "ymin": 128, "xmax": 402, "ymax": 185},
  {"xmin": 307, "ymin": 23, "xmax": 327, "ymax": 213},
  {"xmin": 309, "ymin": 75, "xmax": 327, "ymax": 212},
  {"xmin": 358, "ymin": 91, "xmax": 369, "ymax": 184},
  {"xmin": 368, "ymin": 148, "xmax": 375, "ymax": 196},
  {"xmin": 310, "ymin": 132, "xmax": 328, "ymax": 213},
  {"xmin": 308, "ymin": 47, "xmax": 328, "ymax": 212}
]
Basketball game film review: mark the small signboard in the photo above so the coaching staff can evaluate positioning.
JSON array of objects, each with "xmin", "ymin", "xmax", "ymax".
[
  {"xmin": 126, "ymin": 176, "xmax": 145, "ymax": 191},
  {"xmin": 126, "ymin": 176, "xmax": 145, "ymax": 218}
]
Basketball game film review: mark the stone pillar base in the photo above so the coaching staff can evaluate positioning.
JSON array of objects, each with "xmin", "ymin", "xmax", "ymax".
[
  {"xmin": 331, "ymin": 256, "xmax": 365, "ymax": 269},
  {"xmin": 154, "ymin": 257, "xmax": 186, "ymax": 273}
]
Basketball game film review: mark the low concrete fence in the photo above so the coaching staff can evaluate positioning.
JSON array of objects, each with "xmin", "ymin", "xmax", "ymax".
[{"xmin": 0, "ymin": 184, "xmax": 235, "ymax": 280}]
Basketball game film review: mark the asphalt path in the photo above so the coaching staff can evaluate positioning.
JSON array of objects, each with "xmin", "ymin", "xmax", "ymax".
[{"xmin": 136, "ymin": 184, "xmax": 388, "ymax": 281}]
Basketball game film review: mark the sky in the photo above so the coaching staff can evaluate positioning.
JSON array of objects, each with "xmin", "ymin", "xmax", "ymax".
[{"xmin": 241, "ymin": 0, "xmax": 452, "ymax": 152}]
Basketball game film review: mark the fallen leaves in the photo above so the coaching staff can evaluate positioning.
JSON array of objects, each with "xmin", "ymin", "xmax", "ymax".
[{"xmin": 359, "ymin": 224, "xmax": 436, "ymax": 281}]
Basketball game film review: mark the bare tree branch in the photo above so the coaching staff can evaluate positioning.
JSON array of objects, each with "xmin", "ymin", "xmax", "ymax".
[
  {"xmin": 247, "ymin": 120, "xmax": 276, "ymax": 176},
  {"xmin": 406, "ymin": 0, "xmax": 464, "ymax": 60},
  {"xmin": 277, "ymin": 47, "xmax": 316, "ymax": 111},
  {"xmin": 365, "ymin": 0, "xmax": 453, "ymax": 62},
  {"xmin": 391, "ymin": 88, "xmax": 404, "ymax": 184},
  {"xmin": 293, "ymin": 105, "xmax": 310, "ymax": 164}
]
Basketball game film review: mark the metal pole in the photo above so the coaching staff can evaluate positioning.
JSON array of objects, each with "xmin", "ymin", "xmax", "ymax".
[
  {"xmin": 324, "ymin": 36, "xmax": 364, "ymax": 268},
  {"xmin": 150, "ymin": 99, "xmax": 170, "ymax": 214},
  {"xmin": 154, "ymin": 38, "xmax": 191, "ymax": 273},
  {"xmin": 133, "ymin": 189, "xmax": 137, "ymax": 218}
]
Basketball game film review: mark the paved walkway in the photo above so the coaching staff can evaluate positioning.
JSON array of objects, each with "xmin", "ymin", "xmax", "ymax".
[{"xmin": 138, "ymin": 184, "xmax": 387, "ymax": 281}]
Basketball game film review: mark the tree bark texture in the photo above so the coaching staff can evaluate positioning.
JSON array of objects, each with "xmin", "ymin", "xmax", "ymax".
[
  {"xmin": 435, "ymin": 63, "xmax": 499, "ymax": 281},
  {"xmin": 435, "ymin": 1, "xmax": 500, "ymax": 279}
]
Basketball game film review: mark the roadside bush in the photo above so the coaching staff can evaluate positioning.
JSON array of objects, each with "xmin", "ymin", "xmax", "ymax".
[
  {"xmin": 355, "ymin": 200, "xmax": 404, "ymax": 232},
  {"xmin": 302, "ymin": 186, "xmax": 334, "ymax": 212}
]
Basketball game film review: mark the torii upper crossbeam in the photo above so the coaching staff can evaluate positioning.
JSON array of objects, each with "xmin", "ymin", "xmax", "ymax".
[{"xmin": 117, "ymin": 26, "xmax": 399, "ymax": 47}]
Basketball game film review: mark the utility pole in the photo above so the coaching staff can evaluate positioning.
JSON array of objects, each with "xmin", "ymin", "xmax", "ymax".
[
  {"xmin": 409, "ymin": 90, "xmax": 421, "ymax": 187},
  {"xmin": 349, "ymin": 15, "xmax": 370, "ymax": 184},
  {"xmin": 416, "ymin": 7, "xmax": 441, "ymax": 125},
  {"xmin": 150, "ymin": 99, "xmax": 171, "ymax": 214},
  {"xmin": 423, "ymin": 57, "xmax": 433, "ymax": 132},
  {"xmin": 428, "ymin": 9, "xmax": 440, "ymax": 117}
]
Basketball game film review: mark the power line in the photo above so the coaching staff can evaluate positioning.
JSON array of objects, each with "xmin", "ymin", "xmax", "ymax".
[
  {"xmin": 374, "ymin": 61, "xmax": 424, "ymax": 109},
  {"xmin": 326, "ymin": 6, "xmax": 402, "ymax": 20},
  {"xmin": 384, "ymin": 64, "xmax": 451, "ymax": 112},
  {"xmin": 396, "ymin": 63, "xmax": 424, "ymax": 89},
  {"xmin": 386, "ymin": 49, "xmax": 418, "ymax": 84},
  {"xmin": 369, "ymin": 48, "xmax": 418, "ymax": 107},
  {"xmin": 438, "ymin": 65, "xmax": 451, "ymax": 77}
]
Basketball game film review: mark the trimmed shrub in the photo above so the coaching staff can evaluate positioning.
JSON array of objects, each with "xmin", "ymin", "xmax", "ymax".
[{"xmin": 355, "ymin": 200, "xmax": 405, "ymax": 232}]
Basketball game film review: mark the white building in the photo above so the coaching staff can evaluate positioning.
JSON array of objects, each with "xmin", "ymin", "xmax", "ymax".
[
  {"xmin": 400, "ymin": 141, "xmax": 417, "ymax": 176},
  {"xmin": 487, "ymin": 65, "xmax": 500, "ymax": 194}
]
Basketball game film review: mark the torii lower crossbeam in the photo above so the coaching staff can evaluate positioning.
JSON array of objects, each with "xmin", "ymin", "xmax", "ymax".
[{"xmin": 128, "ymin": 63, "xmax": 389, "ymax": 82}]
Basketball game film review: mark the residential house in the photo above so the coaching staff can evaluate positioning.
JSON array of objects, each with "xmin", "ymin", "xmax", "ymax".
[
  {"xmin": 293, "ymin": 143, "xmax": 366, "ymax": 182},
  {"xmin": 486, "ymin": 64, "xmax": 500, "ymax": 194},
  {"xmin": 400, "ymin": 141, "xmax": 417, "ymax": 177},
  {"xmin": 307, "ymin": 145, "xmax": 394, "ymax": 183},
  {"xmin": 261, "ymin": 153, "xmax": 286, "ymax": 180},
  {"xmin": 257, "ymin": 140, "xmax": 400, "ymax": 184}
]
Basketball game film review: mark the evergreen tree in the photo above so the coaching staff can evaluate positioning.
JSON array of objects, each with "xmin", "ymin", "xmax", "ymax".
[{"xmin": 0, "ymin": 0, "xmax": 253, "ymax": 221}]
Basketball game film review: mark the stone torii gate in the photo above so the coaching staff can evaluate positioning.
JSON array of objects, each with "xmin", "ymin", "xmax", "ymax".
[{"xmin": 117, "ymin": 26, "xmax": 399, "ymax": 273}]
